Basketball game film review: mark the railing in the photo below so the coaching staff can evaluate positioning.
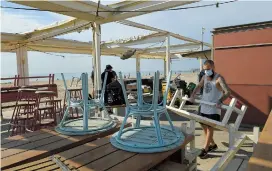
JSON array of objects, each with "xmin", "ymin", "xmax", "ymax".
[
  {"xmin": 1, "ymin": 74, "xmax": 55, "ymax": 86},
  {"xmin": 1, "ymin": 74, "xmax": 57, "ymax": 104}
]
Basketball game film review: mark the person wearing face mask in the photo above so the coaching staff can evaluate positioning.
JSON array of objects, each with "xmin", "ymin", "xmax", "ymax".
[{"xmin": 189, "ymin": 60, "xmax": 231, "ymax": 159}]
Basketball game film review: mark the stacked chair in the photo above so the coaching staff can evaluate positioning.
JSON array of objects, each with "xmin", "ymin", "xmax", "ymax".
[
  {"xmin": 55, "ymin": 72, "xmax": 116, "ymax": 135},
  {"xmin": 111, "ymin": 71, "xmax": 185, "ymax": 153},
  {"xmin": 9, "ymin": 88, "xmax": 60, "ymax": 136}
]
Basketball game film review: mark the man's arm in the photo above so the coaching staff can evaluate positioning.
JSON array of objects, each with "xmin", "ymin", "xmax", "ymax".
[
  {"xmin": 190, "ymin": 77, "xmax": 205, "ymax": 99},
  {"xmin": 217, "ymin": 76, "xmax": 231, "ymax": 103}
]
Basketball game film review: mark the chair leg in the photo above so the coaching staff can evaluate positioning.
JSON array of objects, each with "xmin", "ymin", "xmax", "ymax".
[
  {"xmin": 117, "ymin": 109, "xmax": 130, "ymax": 139},
  {"xmin": 153, "ymin": 113, "xmax": 163, "ymax": 145},
  {"xmin": 165, "ymin": 110, "xmax": 175, "ymax": 131},
  {"xmin": 135, "ymin": 116, "xmax": 141, "ymax": 128}
]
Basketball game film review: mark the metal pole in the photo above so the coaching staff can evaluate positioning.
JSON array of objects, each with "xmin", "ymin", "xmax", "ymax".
[
  {"xmin": 165, "ymin": 34, "xmax": 171, "ymax": 77},
  {"xmin": 94, "ymin": 23, "xmax": 102, "ymax": 98},
  {"xmin": 201, "ymin": 27, "xmax": 205, "ymax": 51},
  {"xmin": 136, "ymin": 55, "xmax": 140, "ymax": 72}
]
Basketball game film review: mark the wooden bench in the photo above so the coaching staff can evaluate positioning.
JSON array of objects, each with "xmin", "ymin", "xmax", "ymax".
[
  {"xmin": 4, "ymin": 132, "xmax": 193, "ymax": 171},
  {"xmin": 1, "ymin": 122, "xmax": 131, "ymax": 170}
]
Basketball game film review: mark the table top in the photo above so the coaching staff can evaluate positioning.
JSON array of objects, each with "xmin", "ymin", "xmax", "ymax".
[{"xmin": 246, "ymin": 110, "xmax": 272, "ymax": 171}]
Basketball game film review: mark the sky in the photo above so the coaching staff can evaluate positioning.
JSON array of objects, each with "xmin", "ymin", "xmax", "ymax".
[{"xmin": 1, "ymin": 0, "xmax": 272, "ymax": 76}]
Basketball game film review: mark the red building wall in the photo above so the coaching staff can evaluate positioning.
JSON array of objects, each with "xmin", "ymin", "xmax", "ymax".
[{"xmin": 213, "ymin": 26, "xmax": 272, "ymax": 125}]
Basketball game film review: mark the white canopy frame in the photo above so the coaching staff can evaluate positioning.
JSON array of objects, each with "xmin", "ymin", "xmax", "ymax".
[{"xmin": 2, "ymin": 0, "xmax": 211, "ymax": 92}]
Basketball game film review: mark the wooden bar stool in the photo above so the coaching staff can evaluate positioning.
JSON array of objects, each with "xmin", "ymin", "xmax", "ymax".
[
  {"xmin": 33, "ymin": 91, "xmax": 57, "ymax": 131},
  {"xmin": 63, "ymin": 88, "xmax": 83, "ymax": 119},
  {"xmin": 44, "ymin": 98, "xmax": 63, "ymax": 122},
  {"xmin": 9, "ymin": 89, "xmax": 37, "ymax": 136}
]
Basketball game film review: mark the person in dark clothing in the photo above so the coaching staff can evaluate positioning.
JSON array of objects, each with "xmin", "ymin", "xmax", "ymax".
[
  {"xmin": 91, "ymin": 70, "xmax": 94, "ymax": 84},
  {"xmin": 199, "ymin": 69, "xmax": 205, "ymax": 95},
  {"xmin": 101, "ymin": 65, "xmax": 116, "ymax": 105}
]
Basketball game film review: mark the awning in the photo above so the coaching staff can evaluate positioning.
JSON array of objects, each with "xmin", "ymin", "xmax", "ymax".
[{"xmin": 182, "ymin": 49, "xmax": 211, "ymax": 59}]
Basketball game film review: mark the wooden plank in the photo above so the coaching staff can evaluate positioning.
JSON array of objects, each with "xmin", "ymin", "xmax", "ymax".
[
  {"xmin": 108, "ymin": 135, "xmax": 194, "ymax": 171},
  {"xmin": 16, "ymin": 138, "xmax": 114, "ymax": 171},
  {"xmin": 18, "ymin": 160, "xmax": 57, "ymax": 171},
  {"xmin": 57, "ymin": 137, "xmax": 111, "ymax": 160},
  {"xmin": 63, "ymin": 143, "xmax": 118, "ymax": 169},
  {"xmin": 1, "ymin": 122, "xmax": 130, "ymax": 170},
  {"xmin": 4, "ymin": 158, "xmax": 51, "ymax": 171},
  {"xmin": 1, "ymin": 132, "xmax": 70, "ymax": 158},
  {"xmin": 1, "ymin": 128, "xmax": 55, "ymax": 145},
  {"xmin": 1, "ymin": 129, "xmax": 60, "ymax": 151},
  {"xmin": 80, "ymin": 149, "xmax": 136, "ymax": 171},
  {"xmin": 246, "ymin": 110, "xmax": 272, "ymax": 171},
  {"xmin": 153, "ymin": 161, "xmax": 189, "ymax": 171}
]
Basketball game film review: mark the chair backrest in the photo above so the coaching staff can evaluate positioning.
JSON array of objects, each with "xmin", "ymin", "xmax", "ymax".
[
  {"xmin": 118, "ymin": 72, "xmax": 130, "ymax": 106},
  {"xmin": 82, "ymin": 73, "xmax": 88, "ymax": 104},
  {"xmin": 152, "ymin": 71, "xmax": 160, "ymax": 110},
  {"xmin": 136, "ymin": 72, "xmax": 142, "ymax": 106},
  {"xmin": 162, "ymin": 71, "xmax": 172, "ymax": 107},
  {"xmin": 100, "ymin": 72, "xmax": 108, "ymax": 102},
  {"xmin": 61, "ymin": 73, "xmax": 70, "ymax": 103}
]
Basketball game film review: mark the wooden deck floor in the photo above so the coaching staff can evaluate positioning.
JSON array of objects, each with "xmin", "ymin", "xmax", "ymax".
[
  {"xmin": 1, "ymin": 121, "xmax": 130, "ymax": 170},
  {"xmin": 1, "ymin": 109, "xmax": 254, "ymax": 171},
  {"xmin": 4, "ymin": 134, "xmax": 193, "ymax": 171}
]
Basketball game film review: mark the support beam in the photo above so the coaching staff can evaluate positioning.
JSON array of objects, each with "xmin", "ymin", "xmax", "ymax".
[
  {"xmin": 165, "ymin": 34, "xmax": 171, "ymax": 77},
  {"xmin": 211, "ymin": 35, "xmax": 214, "ymax": 60},
  {"xmin": 136, "ymin": 55, "xmax": 140, "ymax": 72},
  {"xmin": 99, "ymin": 1, "xmax": 195, "ymax": 24},
  {"xmin": 1, "ymin": 32, "xmax": 179, "ymax": 59},
  {"xmin": 144, "ymin": 43, "xmax": 201, "ymax": 53},
  {"xmin": 117, "ymin": 20, "xmax": 211, "ymax": 47},
  {"xmin": 94, "ymin": 23, "xmax": 102, "ymax": 96},
  {"xmin": 92, "ymin": 27, "xmax": 97, "ymax": 98},
  {"xmin": 24, "ymin": 19, "xmax": 92, "ymax": 43},
  {"xmin": 16, "ymin": 46, "xmax": 29, "ymax": 86},
  {"xmin": 163, "ymin": 59, "xmax": 167, "ymax": 78},
  {"xmin": 102, "ymin": 32, "xmax": 167, "ymax": 47},
  {"xmin": 199, "ymin": 58, "xmax": 203, "ymax": 72}
]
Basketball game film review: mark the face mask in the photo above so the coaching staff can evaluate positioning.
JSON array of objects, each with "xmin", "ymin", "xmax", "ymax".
[{"xmin": 205, "ymin": 69, "xmax": 213, "ymax": 76}]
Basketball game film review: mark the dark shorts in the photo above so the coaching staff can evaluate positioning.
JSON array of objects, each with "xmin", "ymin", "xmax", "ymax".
[
  {"xmin": 200, "ymin": 113, "xmax": 220, "ymax": 128},
  {"xmin": 200, "ymin": 113, "xmax": 220, "ymax": 127},
  {"xmin": 200, "ymin": 113, "xmax": 220, "ymax": 122}
]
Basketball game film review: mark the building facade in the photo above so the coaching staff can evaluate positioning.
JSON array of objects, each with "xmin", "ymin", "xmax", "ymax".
[{"xmin": 212, "ymin": 21, "xmax": 272, "ymax": 125}]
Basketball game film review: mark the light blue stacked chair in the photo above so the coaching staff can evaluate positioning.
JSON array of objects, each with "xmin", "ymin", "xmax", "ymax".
[
  {"xmin": 55, "ymin": 72, "xmax": 116, "ymax": 135},
  {"xmin": 111, "ymin": 71, "xmax": 185, "ymax": 153}
]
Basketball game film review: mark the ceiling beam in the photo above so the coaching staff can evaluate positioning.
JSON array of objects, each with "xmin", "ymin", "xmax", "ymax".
[
  {"xmin": 144, "ymin": 43, "xmax": 201, "ymax": 53},
  {"xmin": 109, "ymin": 1, "xmax": 145, "ymax": 9},
  {"xmin": 117, "ymin": 20, "xmax": 212, "ymax": 47},
  {"xmin": 24, "ymin": 20, "xmax": 92, "ymax": 43},
  {"xmin": 102, "ymin": 32, "xmax": 167, "ymax": 47},
  {"xmin": 8, "ymin": 0, "xmax": 210, "ymax": 47},
  {"xmin": 112, "ymin": 1, "xmax": 166, "ymax": 11},
  {"xmin": 8, "ymin": 0, "xmax": 102, "ymax": 21},
  {"xmin": 98, "ymin": 1, "xmax": 196, "ymax": 24}
]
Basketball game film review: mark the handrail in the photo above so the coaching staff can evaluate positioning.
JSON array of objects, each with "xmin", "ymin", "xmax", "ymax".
[
  {"xmin": 1, "ymin": 74, "xmax": 55, "ymax": 86},
  {"xmin": 1, "ymin": 75, "xmax": 54, "ymax": 80}
]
